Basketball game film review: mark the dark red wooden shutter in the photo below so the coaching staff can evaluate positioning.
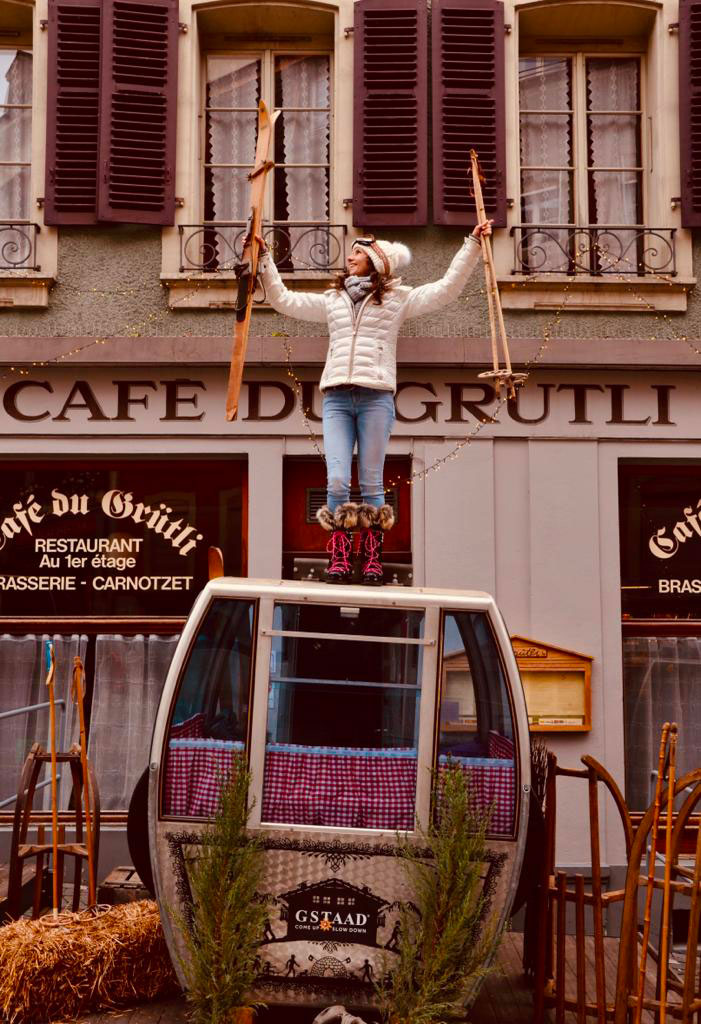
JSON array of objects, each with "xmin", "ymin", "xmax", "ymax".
[
  {"xmin": 353, "ymin": 0, "xmax": 427, "ymax": 227},
  {"xmin": 97, "ymin": 0, "xmax": 178, "ymax": 224},
  {"xmin": 432, "ymin": 0, "xmax": 506, "ymax": 227},
  {"xmin": 679, "ymin": 0, "xmax": 701, "ymax": 227},
  {"xmin": 45, "ymin": 0, "xmax": 101, "ymax": 225}
]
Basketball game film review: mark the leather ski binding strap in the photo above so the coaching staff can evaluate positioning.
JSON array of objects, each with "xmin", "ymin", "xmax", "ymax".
[
  {"xmin": 248, "ymin": 159, "xmax": 274, "ymax": 181},
  {"xmin": 234, "ymin": 268, "xmax": 251, "ymax": 321}
]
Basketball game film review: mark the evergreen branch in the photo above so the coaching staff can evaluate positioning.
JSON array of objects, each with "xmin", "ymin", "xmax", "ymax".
[
  {"xmin": 171, "ymin": 766, "xmax": 270, "ymax": 1024},
  {"xmin": 377, "ymin": 766, "xmax": 503, "ymax": 1024}
]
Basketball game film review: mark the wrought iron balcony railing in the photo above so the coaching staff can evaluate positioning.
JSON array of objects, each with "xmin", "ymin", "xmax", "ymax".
[
  {"xmin": 178, "ymin": 222, "xmax": 348, "ymax": 275},
  {"xmin": 0, "ymin": 222, "xmax": 40, "ymax": 271},
  {"xmin": 510, "ymin": 225, "xmax": 676, "ymax": 277}
]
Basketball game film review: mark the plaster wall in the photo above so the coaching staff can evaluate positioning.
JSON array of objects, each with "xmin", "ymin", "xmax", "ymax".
[
  {"xmin": 418, "ymin": 432, "xmax": 701, "ymax": 875},
  {"xmin": 2, "ymin": 226, "xmax": 701, "ymax": 348}
]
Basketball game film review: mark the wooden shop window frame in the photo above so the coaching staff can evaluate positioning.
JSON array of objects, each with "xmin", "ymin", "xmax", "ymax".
[
  {"xmin": 511, "ymin": 634, "xmax": 592, "ymax": 733},
  {"xmin": 0, "ymin": 1, "xmax": 58, "ymax": 307}
]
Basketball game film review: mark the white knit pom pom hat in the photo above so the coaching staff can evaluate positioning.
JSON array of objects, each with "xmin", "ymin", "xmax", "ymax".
[{"xmin": 352, "ymin": 237, "xmax": 412, "ymax": 277}]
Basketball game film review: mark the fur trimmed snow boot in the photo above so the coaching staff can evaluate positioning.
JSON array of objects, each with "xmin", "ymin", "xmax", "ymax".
[
  {"xmin": 357, "ymin": 503, "xmax": 394, "ymax": 585},
  {"xmin": 316, "ymin": 503, "xmax": 358, "ymax": 583}
]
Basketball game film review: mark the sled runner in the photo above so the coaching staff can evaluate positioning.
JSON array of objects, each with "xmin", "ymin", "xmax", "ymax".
[{"xmin": 147, "ymin": 578, "xmax": 530, "ymax": 1013}]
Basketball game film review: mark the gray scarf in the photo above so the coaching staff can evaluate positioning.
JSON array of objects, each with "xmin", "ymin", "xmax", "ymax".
[{"xmin": 344, "ymin": 274, "xmax": 374, "ymax": 304}]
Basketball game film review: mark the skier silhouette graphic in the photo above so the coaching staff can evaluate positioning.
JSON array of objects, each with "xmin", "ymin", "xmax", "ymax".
[
  {"xmin": 384, "ymin": 921, "xmax": 401, "ymax": 952},
  {"xmin": 359, "ymin": 959, "xmax": 374, "ymax": 983}
]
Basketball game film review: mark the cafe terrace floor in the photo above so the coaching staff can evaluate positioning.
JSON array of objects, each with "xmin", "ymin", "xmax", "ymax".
[{"xmin": 77, "ymin": 930, "xmax": 657, "ymax": 1024}]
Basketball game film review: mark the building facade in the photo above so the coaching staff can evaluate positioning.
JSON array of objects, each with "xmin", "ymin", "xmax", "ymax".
[{"xmin": 1, "ymin": 0, "xmax": 700, "ymax": 889}]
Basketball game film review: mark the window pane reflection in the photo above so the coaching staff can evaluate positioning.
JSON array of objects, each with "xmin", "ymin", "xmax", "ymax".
[
  {"xmin": 262, "ymin": 603, "xmax": 424, "ymax": 830},
  {"xmin": 437, "ymin": 612, "xmax": 516, "ymax": 835}
]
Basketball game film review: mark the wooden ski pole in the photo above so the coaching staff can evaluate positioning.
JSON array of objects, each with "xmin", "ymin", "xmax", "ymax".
[
  {"xmin": 225, "ymin": 100, "xmax": 280, "ymax": 421},
  {"xmin": 658, "ymin": 723, "xmax": 678, "ymax": 1024},
  {"xmin": 469, "ymin": 151, "xmax": 526, "ymax": 399},
  {"xmin": 469, "ymin": 152, "xmax": 500, "ymax": 378},
  {"xmin": 633, "ymin": 721, "xmax": 670, "ymax": 1024},
  {"xmin": 72, "ymin": 656, "xmax": 96, "ymax": 907},
  {"xmin": 45, "ymin": 641, "xmax": 59, "ymax": 917},
  {"xmin": 470, "ymin": 150, "xmax": 506, "ymax": 374}
]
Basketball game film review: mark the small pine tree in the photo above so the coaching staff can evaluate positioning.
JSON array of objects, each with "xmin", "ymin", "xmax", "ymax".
[
  {"xmin": 378, "ymin": 766, "xmax": 498, "ymax": 1024},
  {"xmin": 175, "ymin": 766, "xmax": 269, "ymax": 1024}
]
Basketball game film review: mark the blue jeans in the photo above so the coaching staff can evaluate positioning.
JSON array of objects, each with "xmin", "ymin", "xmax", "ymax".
[{"xmin": 322, "ymin": 386, "xmax": 395, "ymax": 513}]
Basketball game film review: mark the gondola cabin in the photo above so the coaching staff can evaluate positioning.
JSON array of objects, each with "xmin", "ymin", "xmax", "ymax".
[{"xmin": 148, "ymin": 579, "xmax": 530, "ymax": 1012}]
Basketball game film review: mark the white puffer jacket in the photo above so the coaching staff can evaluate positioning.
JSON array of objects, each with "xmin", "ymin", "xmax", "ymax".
[{"xmin": 258, "ymin": 235, "xmax": 481, "ymax": 394}]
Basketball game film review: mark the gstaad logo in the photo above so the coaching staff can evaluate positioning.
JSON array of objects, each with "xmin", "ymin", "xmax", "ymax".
[
  {"xmin": 649, "ymin": 501, "xmax": 701, "ymax": 560},
  {"xmin": 294, "ymin": 910, "xmax": 369, "ymax": 927}
]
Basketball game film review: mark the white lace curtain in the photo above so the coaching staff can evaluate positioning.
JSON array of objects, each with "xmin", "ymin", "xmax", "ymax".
[
  {"xmin": 519, "ymin": 57, "xmax": 640, "ymax": 273},
  {"xmin": 88, "ymin": 634, "xmax": 179, "ymax": 810},
  {"xmin": 0, "ymin": 49, "xmax": 32, "ymax": 224},
  {"xmin": 277, "ymin": 54, "xmax": 330, "ymax": 269},
  {"xmin": 0, "ymin": 634, "xmax": 87, "ymax": 810},
  {"xmin": 623, "ymin": 636, "xmax": 701, "ymax": 811},
  {"xmin": 586, "ymin": 59, "xmax": 641, "ymax": 272},
  {"xmin": 206, "ymin": 54, "xmax": 329, "ymax": 270}
]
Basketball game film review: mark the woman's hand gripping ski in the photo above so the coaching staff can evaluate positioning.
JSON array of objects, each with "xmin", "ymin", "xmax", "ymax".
[{"xmin": 472, "ymin": 218, "xmax": 493, "ymax": 240}]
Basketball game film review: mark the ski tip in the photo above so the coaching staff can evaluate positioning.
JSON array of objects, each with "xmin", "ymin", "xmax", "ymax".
[
  {"xmin": 225, "ymin": 405, "xmax": 238, "ymax": 422},
  {"xmin": 258, "ymin": 98, "xmax": 281, "ymax": 128}
]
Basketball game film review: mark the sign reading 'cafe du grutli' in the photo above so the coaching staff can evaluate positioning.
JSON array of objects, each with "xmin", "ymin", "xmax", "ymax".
[
  {"xmin": 0, "ymin": 462, "xmax": 243, "ymax": 616},
  {"xmin": 619, "ymin": 463, "xmax": 701, "ymax": 619}
]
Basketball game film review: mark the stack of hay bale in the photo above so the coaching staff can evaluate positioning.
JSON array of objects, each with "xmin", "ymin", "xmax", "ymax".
[{"xmin": 0, "ymin": 899, "xmax": 179, "ymax": 1022}]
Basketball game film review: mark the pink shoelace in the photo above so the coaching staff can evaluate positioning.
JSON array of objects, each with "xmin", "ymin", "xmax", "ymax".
[
  {"xmin": 327, "ymin": 529, "xmax": 352, "ymax": 574},
  {"xmin": 361, "ymin": 529, "xmax": 383, "ymax": 578}
]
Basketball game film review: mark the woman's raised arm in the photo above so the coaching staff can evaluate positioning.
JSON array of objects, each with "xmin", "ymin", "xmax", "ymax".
[
  {"xmin": 256, "ymin": 239, "xmax": 329, "ymax": 324},
  {"xmin": 400, "ymin": 220, "xmax": 492, "ymax": 320},
  {"xmin": 400, "ymin": 235, "xmax": 482, "ymax": 320}
]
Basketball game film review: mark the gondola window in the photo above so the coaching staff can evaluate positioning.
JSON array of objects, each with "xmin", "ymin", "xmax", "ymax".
[
  {"xmin": 437, "ymin": 612, "xmax": 517, "ymax": 836},
  {"xmin": 163, "ymin": 598, "xmax": 256, "ymax": 817},
  {"xmin": 261, "ymin": 603, "xmax": 426, "ymax": 830}
]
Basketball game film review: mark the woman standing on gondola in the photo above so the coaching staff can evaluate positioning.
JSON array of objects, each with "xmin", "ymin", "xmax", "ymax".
[{"xmin": 256, "ymin": 222, "xmax": 492, "ymax": 585}]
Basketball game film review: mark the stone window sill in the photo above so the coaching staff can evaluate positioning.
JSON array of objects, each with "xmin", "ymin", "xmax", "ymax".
[
  {"xmin": 499, "ymin": 275, "xmax": 695, "ymax": 313},
  {"xmin": 0, "ymin": 273, "xmax": 56, "ymax": 308},
  {"xmin": 162, "ymin": 272, "xmax": 334, "ymax": 310}
]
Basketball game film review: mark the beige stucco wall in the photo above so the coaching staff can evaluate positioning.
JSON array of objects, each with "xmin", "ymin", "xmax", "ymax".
[{"xmin": 1, "ymin": 224, "xmax": 701, "ymax": 343}]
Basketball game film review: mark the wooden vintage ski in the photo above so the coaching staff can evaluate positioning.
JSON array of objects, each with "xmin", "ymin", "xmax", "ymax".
[{"xmin": 225, "ymin": 100, "xmax": 280, "ymax": 421}]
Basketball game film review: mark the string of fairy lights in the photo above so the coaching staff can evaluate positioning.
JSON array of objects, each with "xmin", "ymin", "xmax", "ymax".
[
  {"xmin": 280, "ymin": 238, "xmax": 655, "ymax": 490},
  {"xmin": 0, "ymin": 240, "xmax": 693, "ymax": 492}
]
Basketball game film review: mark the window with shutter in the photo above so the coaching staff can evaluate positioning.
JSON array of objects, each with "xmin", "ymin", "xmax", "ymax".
[
  {"xmin": 97, "ymin": 0, "xmax": 179, "ymax": 224},
  {"xmin": 0, "ymin": 49, "xmax": 33, "ymax": 232},
  {"xmin": 432, "ymin": 0, "xmax": 506, "ymax": 228},
  {"xmin": 201, "ymin": 52, "xmax": 332, "ymax": 273},
  {"xmin": 679, "ymin": 0, "xmax": 701, "ymax": 228},
  {"xmin": 500, "ymin": 3, "xmax": 689, "ymax": 311},
  {"xmin": 45, "ymin": 0, "xmax": 101, "ymax": 226},
  {"xmin": 353, "ymin": 0, "xmax": 427, "ymax": 227},
  {"xmin": 45, "ymin": 0, "xmax": 178, "ymax": 226},
  {"xmin": 518, "ymin": 55, "xmax": 644, "ymax": 275}
]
